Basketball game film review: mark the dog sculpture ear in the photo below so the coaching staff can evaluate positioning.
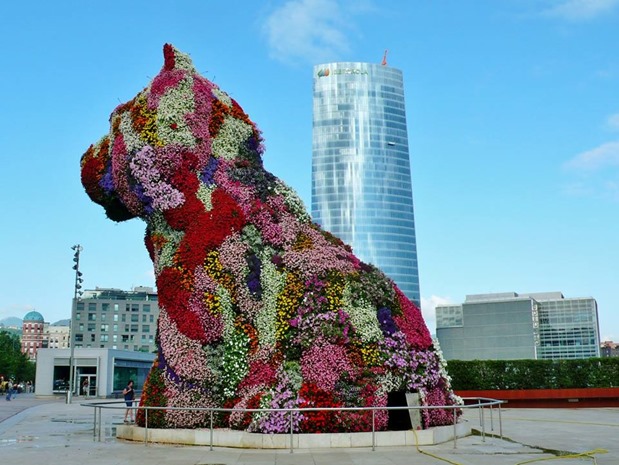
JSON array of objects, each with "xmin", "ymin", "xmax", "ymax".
[{"xmin": 81, "ymin": 135, "xmax": 136, "ymax": 222}]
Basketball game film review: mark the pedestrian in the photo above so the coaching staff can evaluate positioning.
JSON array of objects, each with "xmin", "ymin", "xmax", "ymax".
[
  {"xmin": 82, "ymin": 378, "xmax": 89, "ymax": 397},
  {"xmin": 5, "ymin": 380, "xmax": 13, "ymax": 401},
  {"xmin": 123, "ymin": 380, "xmax": 135, "ymax": 423}
]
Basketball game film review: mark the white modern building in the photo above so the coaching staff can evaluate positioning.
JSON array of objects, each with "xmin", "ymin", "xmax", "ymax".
[
  {"xmin": 436, "ymin": 292, "xmax": 600, "ymax": 361},
  {"xmin": 35, "ymin": 348, "xmax": 154, "ymax": 397}
]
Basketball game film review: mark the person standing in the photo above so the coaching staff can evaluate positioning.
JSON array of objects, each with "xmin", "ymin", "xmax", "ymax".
[
  {"xmin": 5, "ymin": 380, "xmax": 12, "ymax": 401},
  {"xmin": 123, "ymin": 380, "xmax": 135, "ymax": 424},
  {"xmin": 82, "ymin": 378, "xmax": 89, "ymax": 397}
]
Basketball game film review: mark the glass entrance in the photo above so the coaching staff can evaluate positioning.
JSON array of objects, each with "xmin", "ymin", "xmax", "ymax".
[{"xmin": 78, "ymin": 373, "xmax": 97, "ymax": 397}]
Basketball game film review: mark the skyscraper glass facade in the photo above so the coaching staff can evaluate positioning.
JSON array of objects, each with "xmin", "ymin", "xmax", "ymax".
[{"xmin": 312, "ymin": 62, "xmax": 420, "ymax": 304}]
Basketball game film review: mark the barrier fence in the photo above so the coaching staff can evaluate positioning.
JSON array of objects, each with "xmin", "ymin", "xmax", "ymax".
[{"xmin": 83, "ymin": 396, "xmax": 504, "ymax": 452}]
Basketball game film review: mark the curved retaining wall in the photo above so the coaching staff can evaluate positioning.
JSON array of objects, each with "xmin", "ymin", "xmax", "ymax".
[{"xmin": 116, "ymin": 422, "xmax": 471, "ymax": 448}]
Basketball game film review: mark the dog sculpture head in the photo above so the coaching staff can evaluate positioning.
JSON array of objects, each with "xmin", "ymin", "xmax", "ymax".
[
  {"xmin": 81, "ymin": 44, "xmax": 269, "ymax": 222},
  {"xmin": 80, "ymin": 45, "xmax": 459, "ymax": 432}
]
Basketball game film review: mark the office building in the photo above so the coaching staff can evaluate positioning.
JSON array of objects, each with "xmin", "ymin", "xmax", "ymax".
[
  {"xmin": 72, "ymin": 286, "xmax": 159, "ymax": 353},
  {"xmin": 43, "ymin": 320, "xmax": 71, "ymax": 349},
  {"xmin": 436, "ymin": 292, "xmax": 600, "ymax": 361},
  {"xmin": 312, "ymin": 61, "xmax": 421, "ymax": 304}
]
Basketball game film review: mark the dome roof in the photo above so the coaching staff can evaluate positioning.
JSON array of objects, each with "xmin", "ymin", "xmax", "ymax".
[{"xmin": 23, "ymin": 310, "xmax": 44, "ymax": 322}]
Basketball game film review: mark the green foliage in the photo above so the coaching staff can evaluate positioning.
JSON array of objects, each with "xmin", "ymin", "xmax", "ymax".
[
  {"xmin": 447, "ymin": 358, "xmax": 619, "ymax": 390},
  {"xmin": 0, "ymin": 331, "xmax": 36, "ymax": 382}
]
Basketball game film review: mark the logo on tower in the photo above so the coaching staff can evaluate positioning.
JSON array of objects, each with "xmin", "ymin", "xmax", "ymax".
[{"xmin": 317, "ymin": 68, "xmax": 330, "ymax": 78}]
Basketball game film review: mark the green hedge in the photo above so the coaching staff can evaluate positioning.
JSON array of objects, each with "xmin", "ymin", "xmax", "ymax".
[{"xmin": 447, "ymin": 358, "xmax": 619, "ymax": 390}]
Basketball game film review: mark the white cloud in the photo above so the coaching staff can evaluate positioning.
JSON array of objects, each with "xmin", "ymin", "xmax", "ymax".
[
  {"xmin": 262, "ymin": 0, "xmax": 369, "ymax": 65},
  {"xmin": 543, "ymin": 0, "xmax": 619, "ymax": 20},
  {"xmin": 421, "ymin": 295, "xmax": 453, "ymax": 333},
  {"xmin": 607, "ymin": 113, "xmax": 619, "ymax": 130},
  {"xmin": 564, "ymin": 141, "xmax": 619, "ymax": 170}
]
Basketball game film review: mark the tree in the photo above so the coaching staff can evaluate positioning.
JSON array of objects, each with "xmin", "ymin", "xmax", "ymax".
[{"xmin": 0, "ymin": 331, "xmax": 35, "ymax": 383}]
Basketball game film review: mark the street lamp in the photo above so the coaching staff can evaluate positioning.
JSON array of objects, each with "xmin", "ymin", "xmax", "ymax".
[{"xmin": 67, "ymin": 244, "xmax": 83, "ymax": 404}]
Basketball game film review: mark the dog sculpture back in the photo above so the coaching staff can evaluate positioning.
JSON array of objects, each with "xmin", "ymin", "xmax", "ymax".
[{"xmin": 81, "ymin": 44, "xmax": 460, "ymax": 432}]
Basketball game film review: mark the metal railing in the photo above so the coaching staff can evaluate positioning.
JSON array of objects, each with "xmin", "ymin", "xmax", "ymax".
[{"xmin": 83, "ymin": 396, "xmax": 504, "ymax": 452}]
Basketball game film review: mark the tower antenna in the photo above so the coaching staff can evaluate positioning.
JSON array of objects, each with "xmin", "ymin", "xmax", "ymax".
[{"xmin": 381, "ymin": 49, "xmax": 388, "ymax": 66}]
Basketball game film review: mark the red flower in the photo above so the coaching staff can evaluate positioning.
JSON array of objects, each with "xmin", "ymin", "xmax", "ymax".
[
  {"xmin": 156, "ymin": 267, "xmax": 207, "ymax": 343},
  {"xmin": 298, "ymin": 382, "xmax": 343, "ymax": 433},
  {"xmin": 393, "ymin": 287, "xmax": 433, "ymax": 349},
  {"xmin": 163, "ymin": 43, "xmax": 176, "ymax": 70}
]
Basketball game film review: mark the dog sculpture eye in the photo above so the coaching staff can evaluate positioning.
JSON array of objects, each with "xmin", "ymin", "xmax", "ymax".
[{"xmin": 80, "ymin": 44, "xmax": 459, "ymax": 433}]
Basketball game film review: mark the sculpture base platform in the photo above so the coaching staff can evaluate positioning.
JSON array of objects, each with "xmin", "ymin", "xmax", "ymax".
[{"xmin": 116, "ymin": 422, "xmax": 470, "ymax": 448}]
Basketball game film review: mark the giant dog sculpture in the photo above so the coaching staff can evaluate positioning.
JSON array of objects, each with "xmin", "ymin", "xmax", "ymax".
[{"xmin": 81, "ymin": 45, "xmax": 460, "ymax": 432}]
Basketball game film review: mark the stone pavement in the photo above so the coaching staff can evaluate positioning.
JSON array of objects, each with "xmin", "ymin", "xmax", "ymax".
[{"xmin": 1, "ymin": 394, "xmax": 617, "ymax": 464}]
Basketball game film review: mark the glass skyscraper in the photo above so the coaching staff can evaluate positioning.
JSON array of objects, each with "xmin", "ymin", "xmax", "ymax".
[{"xmin": 312, "ymin": 62, "xmax": 421, "ymax": 304}]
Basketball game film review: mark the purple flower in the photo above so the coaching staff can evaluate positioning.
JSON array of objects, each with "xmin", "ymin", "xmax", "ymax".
[
  {"xmin": 377, "ymin": 307, "xmax": 397, "ymax": 335},
  {"xmin": 200, "ymin": 156, "xmax": 219, "ymax": 185}
]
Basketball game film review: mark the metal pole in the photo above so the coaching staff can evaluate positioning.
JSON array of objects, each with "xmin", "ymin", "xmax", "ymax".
[
  {"xmin": 67, "ymin": 244, "xmax": 83, "ymax": 404},
  {"xmin": 371, "ymin": 409, "xmax": 376, "ymax": 451},
  {"xmin": 209, "ymin": 410, "xmax": 213, "ymax": 451},
  {"xmin": 98, "ymin": 406, "xmax": 102, "ymax": 442},
  {"xmin": 498, "ymin": 403, "xmax": 503, "ymax": 439},
  {"xmin": 93, "ymin": 405, "xmax": 97, "ymax": 438},
  {"xmin": 490, "ymin": 404, "xmax": 494, "ymax": 432},
  {"xmin": 289, "ymin": 410, "xmax": 294, "ymax": 454},
  {"xmin": 453, "ymin": 407, "xmax": 457, "ymax": 449},
  {"xmin": 480, "ymin": 402, "xmax": 486, "ymax": 442},
  {"xmin": 144, "ymin": 408, "xmax": 148, "ymax": 445}
]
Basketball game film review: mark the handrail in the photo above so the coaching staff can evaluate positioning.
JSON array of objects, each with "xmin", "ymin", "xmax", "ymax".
[{"xmin": 82, "ymin": 397, "xmax": 505, "ymax": 452}]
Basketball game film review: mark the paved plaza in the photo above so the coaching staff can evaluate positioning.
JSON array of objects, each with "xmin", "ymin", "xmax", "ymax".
[{"xmin": 1, "ymin": 394, "xmax": 618, "ymax": 464}]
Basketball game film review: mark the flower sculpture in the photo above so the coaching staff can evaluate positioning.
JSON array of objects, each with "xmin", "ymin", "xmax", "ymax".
[{"xmin": 80, "ymin": 44, "xmax": 460, "ymax": 432}]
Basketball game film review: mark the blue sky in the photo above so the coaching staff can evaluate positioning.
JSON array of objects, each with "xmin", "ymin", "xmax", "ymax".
[{"xmin": 1, "ymin": 0, "xmax": 618, "ymax": 341}]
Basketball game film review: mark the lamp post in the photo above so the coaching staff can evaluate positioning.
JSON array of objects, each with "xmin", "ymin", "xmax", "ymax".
[{"xmin": 67, "ymin": 244, "xmax": 83, "ymax": 404}]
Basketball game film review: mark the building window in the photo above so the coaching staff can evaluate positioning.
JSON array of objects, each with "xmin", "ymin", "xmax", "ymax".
[
  {"xmin": 131, "ymin": 324, "xmax": 139, "ymax": 333},
  {"xmin": 131, "ymin": 314, "xmax": 139, "ymax": 322},
  {"xmin": 87, "ymin": 324, "xmax": 96, "ymax": 332},
  {"xmin": 75, "ymin": 334, "xmax": 83, "ymax": 342},
  {"xmin": 102, "ymin": 303, "xmax": 109, "ymax": 312},
  {"xmin": 88, "ymin": 303, "xmax": 97, "ymax": 311},
  {"xmin": 90, "ymin": 334, "xmax": 96, "ymax": 342},
  {"xmin": 88, "ymin": 313, "xmax": 96, "ymax": 321},
  {"xmin": 100, "ymin": 334, "xmax": 108, "ymax": 342},
  {"xmin": 101, "ymin": 313, "xmax": 106, "ymax": 321},
  {"xmin": 76, "ymin": 313, "xmax": 81, "ymax": 320},
  {"xmin": 121, "ymin": 314, "xmax": 126, "ymax": 322},
  {"xmin": 143, "ymin": 304, "xmax": 151, "ymax": 313},
  {"xmin": 113, "ymin": 334, "xmax": 118, "ymax": 342},
  {"xmin": 101, "ymin": 324, "xmax": 109, "ymax": 332},
  {"xmin": 143, "ymin": 325, "xmax": 150, "ymax": 333},
  {"xmin": 79, "ymin": 324, "xmax": 84, "ymax": 331},
  {"xmin": 77, "ymin": 302, "xmax": 84, "ymax": 311},
  {"xmin": 113, "ymin": 314, "xmax": 119, "ymax": 322},
  {"xmin": 113, "ymin": 324, "xmax": 118, "ymax": 332},
  {"xmin": 114, "ymin": 304, "xmax": 119, "ymax": 312}
]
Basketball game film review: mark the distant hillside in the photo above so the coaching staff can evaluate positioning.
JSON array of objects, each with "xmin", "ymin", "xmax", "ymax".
[{"xmin": 0, "ymin": 317, "xmax": 22, "ymax": 328}]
